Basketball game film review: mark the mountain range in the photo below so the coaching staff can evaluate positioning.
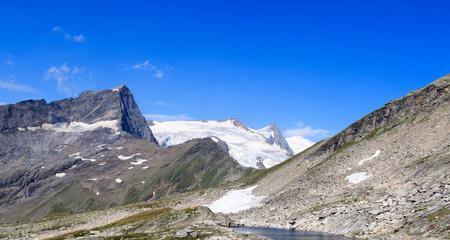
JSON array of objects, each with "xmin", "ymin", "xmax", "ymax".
[
  {"xmin": 0, "ymin": 75, "xmax": 448, "ymax": 239},
  {"xmin": 149, "ymin": 119, "xmax": 308, "ymax": 169}
]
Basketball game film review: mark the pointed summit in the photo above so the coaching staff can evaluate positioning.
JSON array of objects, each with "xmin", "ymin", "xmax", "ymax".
[
  {"xmin": 0, "ymin": 85, "xmax": 157, "ymax": 144},
  {"xmin": 258, "ymin": 123, "xmax": 293, "ymax": 155}
]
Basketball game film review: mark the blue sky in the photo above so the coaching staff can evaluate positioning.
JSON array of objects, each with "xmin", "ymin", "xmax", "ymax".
[{"xmin": 0, "ymin": 0, "xmax": 449, "ymax": 141}]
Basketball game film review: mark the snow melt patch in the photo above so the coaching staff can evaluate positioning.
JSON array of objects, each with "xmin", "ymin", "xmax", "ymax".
[
  {"xmin": 118, "ymin": 153, "xmax": 141, "ymax": 160},
  {"xmin": 205, "ymin": 186, "xmax": 265, "ymax": 214},
  {"xmin": 131, "ymin": 159, "xmax": 147, "ymax": 165},
  {"xmin": 55, "ymin": 173, "xmax": 66, "ymax": 178},
  {"xmin": 358, "ymin": 150, "xmax": 381, "ymax": 166},
  {"xmin": 40, "ymin": 120, "xmax": 120, "ymax": 133},
  {"xmin": 142, "ymin": 166, "xmax": 149, "ymax": 170},
  {"xmin": 115, "ymin": 178, "xmax": 123, "ymax": 184},
  {"xmin": 346, "ymin": 172, "xmax": 370, "ymax": 184}
]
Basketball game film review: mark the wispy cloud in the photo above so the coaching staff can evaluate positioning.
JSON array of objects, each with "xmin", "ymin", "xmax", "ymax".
[
  {"xmin": 45, "ymin": 63, "xmax": 84, "ymax": 96},
  {"xmin": 52, "ymin": 26, "xmax": 87, "ymax": 43},
  {"xmin": 0, "ymin": 102, "xmax": 6, "ymax": 105},
  {"xmin": 129, "ymin": 59, "xmax": 169, "ymax": 79},
  {"xmin": 72, "ymin": 34, "xmax": 87, "ymax": 43},
  {"xmin": 283, "ymin": 122, "xmax": 329, "ymax": 141},
  {"xmin": 144, "ymin": 113, "xmax": 192, "ymax": 121},
  {"xmin": 152, "ymin": 101, "xmax": 168, "ymax": 106},
  {"xmin": 0, "ymin": 80, "xmax": 37, "ymax": 93},
  {"xmin": 5, "ymin": 54, "xmax": 14, "ymax": 66}
]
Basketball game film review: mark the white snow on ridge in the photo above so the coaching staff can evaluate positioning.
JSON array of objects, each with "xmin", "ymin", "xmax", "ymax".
[
  {"xmin": 18, "ymin": 120, "xmax": 120, "ymax": 134},
  {"xmin": 42, "ymin": 120, "xmax": 119, "ymax": 133},
  {"xmin": 55, "ymin": 173, "xmax": 66, "ymax": 177},
  {"xmin": 346, "ymin": 172, "xmax": 370, "ymax": 184},
  {"xmin": 149, "ymin": 119, "xmax": 294, "ymax": 169},
  {"xmin": 130, "ymin": 159, "xmax": 148, "ymax": 165},
  {"xmin": 205, "ymin": 186, "xmax": 265, "ymax": 214},
  {"xmin": 118, "ymin": 153, "xmax": 141, "ymax": 160},
  {"xmin": 358, "ymin": 150, "xmax": 381, "ymax": 166}
]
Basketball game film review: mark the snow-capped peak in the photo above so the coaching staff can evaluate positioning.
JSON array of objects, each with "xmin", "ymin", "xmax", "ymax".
[
  {"xmin": 149, "ymin": 119, "xmax": 294, "ymax": 169},
  {"xmin": 256, "ymin": 123, "xmax": 293, "ymax": 155}
]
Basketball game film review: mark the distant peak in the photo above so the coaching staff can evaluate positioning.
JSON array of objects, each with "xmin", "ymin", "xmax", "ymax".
[{"xmin": 226, "ymin": 118, "xmax": 248, "ymax": 129}]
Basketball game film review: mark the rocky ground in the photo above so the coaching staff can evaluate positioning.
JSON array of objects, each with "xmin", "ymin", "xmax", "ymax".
[
  {"xmin": 0, "ymin": 192, "xmax": 262, "ymax": 240},
  {"xmin": 232, "ymin": 76, "xmax": 450, "ymax": 239}
]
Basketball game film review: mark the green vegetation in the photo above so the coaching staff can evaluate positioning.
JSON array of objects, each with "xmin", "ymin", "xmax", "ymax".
[
  {"xmin": 45, "ymin": 230, "xmax": 91, "ymax": 240},
  {"xmin": 95, "ymin": 208, "xmax": 171, "ymax": 231},
  {"xmin": 426, "ymin": 207, "xmax": 450, "ymax": 222},
  {"xmin": 102, "ymin": 233, "xmax": 152, "ymax": 239},
  {"xmin": 124, "ymin": 187, "xmax": 142, "ymax": 204}
]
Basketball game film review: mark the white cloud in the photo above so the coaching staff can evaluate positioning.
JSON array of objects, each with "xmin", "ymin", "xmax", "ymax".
[
  {"xmin": 154, "ymin": 69, "xmax": 164, "ymax": 79},
  {"xmin": 152, "ymin": 101, "xmax": 168, "ymax": 106},
  {"xmin": 45, "ymin": 63, "xmax": 84, "ymax": 96},
  {"xmin": 132, "ymin": 60, "xmax": 155, "ymax": 71},
  {"xmin": 0, "ymin": 80, "xmax": 37, "ymax": 93},
  {"xmin": 52, "ymin": 26, "xmax": 86, "ymax": 43},
  {"xmin": 283, "ymin": 122, "xmax": 329, "ymax": 142},
  {"xmin": 144, "ymin": 113, "xmax": 192, "ymax": 121},
  {"xmin": 285, "ymin": 136, "xmax": 315, "ymax": 154},
  {"xmin": 72, "ymin": 34, "xmax": 86, "ymax": 43},
  {"xmin": 52, "ymin": 26, "xmax": 63, "ymax": 32},
  {"xmin": 130, "ymin": 60, "xmax": 169, "ymax": 79},
  {"xmin": 0, "ymin": 102, "xmax": 7, "ymax": 105},
  {"xmin": 5, "ymin": 54, "xmax": 14, "ymax": 66}
]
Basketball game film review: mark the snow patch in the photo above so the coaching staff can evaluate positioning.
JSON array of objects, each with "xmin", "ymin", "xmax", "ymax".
[
  {"xmin": 142, "ymin": 166, "xmax": 149, "ymax": 170},
  {"xmin": 115, "ymin": 178, "xmax": 123, "ymax": 184},
  {"xmin": 128, "ymin": 167, "xmax": 134, "ymax": 170},
  {"xmin": 205, "ymin": 186, "xmax": 265, "ymax": 214},
  {"xmin": 96, "ymin": 192, "xmax": 100, "ymax": 196},
  {"xmin": 69, "ymin": 152, "xmax": 80, "ymax": 157},
  {"xmin": 55, "ymin": 173, "xmax": 66, "ymax": 178},
  {"xmin": 118, "ymin": 153, "xmax": 141, "ymax": 160},
  {"xmin": 130, "ymin": 159, "xmax": 147, "ymax": 165},
  {"xmin": 18, "ymin": 127, "xmax": 26, "ymax": 131},
  {"xmin": 98, "ymin": 162, "xmax": 106, "ymax": 166},
  {"xmin": 358, "ymin": 150, "xmax": 381, "ymax": 166},
  {"xmin": 39, "ymin": 120, "xmax": 120, "ymax": 133},
  {"xmin": 116, "ymin": 146, "xmax": 123, "ymax": 150},
  {"xmin": 346, "ymin": 172, "xmax": 370, "ymax": 184},
  {"xmin": 141, "ymin": 181, "xmax": 146, "ymax": 184},
  {"xmin": 81, "ymin": 157, "xmax": 96, "ymax": 162}
]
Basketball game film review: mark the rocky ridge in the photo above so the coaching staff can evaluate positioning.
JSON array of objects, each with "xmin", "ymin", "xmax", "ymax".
[{"xmin": 235, "ymin": 74, "xmax": 450, "ymax": 239}]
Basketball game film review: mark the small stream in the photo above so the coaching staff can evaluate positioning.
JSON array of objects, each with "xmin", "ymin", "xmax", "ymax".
[{"xmin": 232, "ymin": 226, "xmax": 352, "ymax": 240}]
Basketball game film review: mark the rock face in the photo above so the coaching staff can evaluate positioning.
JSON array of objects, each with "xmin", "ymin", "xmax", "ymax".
[
  {"xmin": 237, "ymin": 75, "xmax": 450, "ymax": 239},
  {"xmin": 0, "ymin": 85, "xmax": 156, "ymax": 142},
  {"xmin": 0, "ymin": 85, "xmax": 252, "ymax": 223}
]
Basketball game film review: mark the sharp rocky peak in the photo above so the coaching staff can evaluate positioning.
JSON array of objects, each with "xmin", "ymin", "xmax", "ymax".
[{"xmin": 0, "ymin": 85, "xmax": 157, "ymax": 143}]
